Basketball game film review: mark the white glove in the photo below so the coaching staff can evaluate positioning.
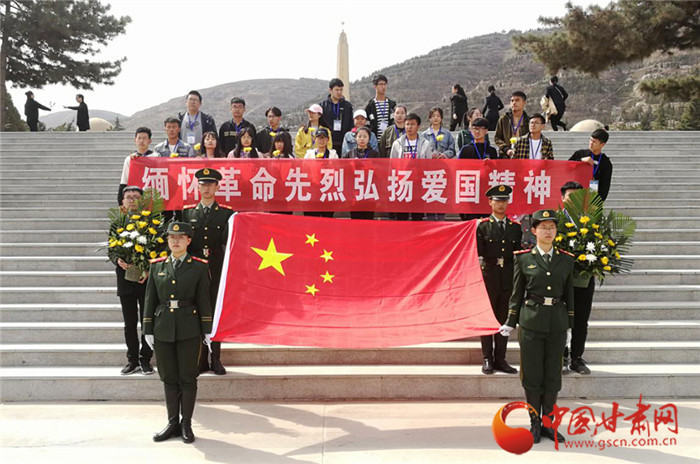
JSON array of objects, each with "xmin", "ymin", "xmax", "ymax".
[
  {"xmin": 499, "ymin": 325, "xmax": 514, "ymax": 337},
  {"xmin": 204, "ymin": 334, "xmax": 213, "ymax": 353},
  {"xmin": 566, "ymin": 329, "xmax": 572, "ymax": 346},
  {"xmin": 145, "ymin": 334, "xmax": 154, "ymax": 350}
]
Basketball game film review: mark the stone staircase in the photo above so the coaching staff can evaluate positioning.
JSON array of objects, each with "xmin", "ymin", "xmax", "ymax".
[{"xmin": 1, "ymin": 130, "xmax": 698, "ymax": 401}]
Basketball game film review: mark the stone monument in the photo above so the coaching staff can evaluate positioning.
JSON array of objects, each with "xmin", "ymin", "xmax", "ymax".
[{"xmin": 337, "ymin": 23, "xmax": 350, "ymax": 100}]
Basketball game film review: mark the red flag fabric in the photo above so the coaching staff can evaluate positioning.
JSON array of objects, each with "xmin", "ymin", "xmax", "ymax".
[{"xmin": 212, "ymin": 213, "xmax": 500, "ymax": 348}]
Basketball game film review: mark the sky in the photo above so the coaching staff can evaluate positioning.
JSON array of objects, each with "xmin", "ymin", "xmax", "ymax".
[{"xmin": 9, "ymin": 0, "xmax": 606, "ymax": 117}]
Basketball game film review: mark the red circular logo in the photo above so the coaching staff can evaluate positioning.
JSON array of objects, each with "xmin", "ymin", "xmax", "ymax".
[{"xmin": 492, "ymin": 401, "xmax": 538, "ymax": 454}]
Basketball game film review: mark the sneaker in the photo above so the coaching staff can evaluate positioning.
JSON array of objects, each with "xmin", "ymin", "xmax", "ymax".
[
  {"xmin": 570, "ymin": 357, "xmax": 591, "ymax": 375},
  {"xmin": 121, "ymin": 362, "xmax": 141, "ymax": 375},
  {"xmin": 140, "ymin": 362, "xmax": 155, "ymax": 375}
]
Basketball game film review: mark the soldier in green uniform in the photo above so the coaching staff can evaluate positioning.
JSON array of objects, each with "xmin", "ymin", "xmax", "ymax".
[
  {"xmin": 143, "ymin": 222, "xmax": 212, "ymax": 444},
  {"xmin": 181, "ymin": 167, "xmax": 234, "ymax": 375},
  {"xmin": 500, "ymin": 210, "xmax": 574, "ymax": 444},
  {"xmin": 476, "ymin": 185, "xmax": 521, "ymax": 374}
]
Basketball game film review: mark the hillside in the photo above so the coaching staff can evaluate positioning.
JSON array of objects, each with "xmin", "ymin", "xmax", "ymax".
[{"xmin": 74, "ymin": 31, "xmax": 698, "ymax": 132}]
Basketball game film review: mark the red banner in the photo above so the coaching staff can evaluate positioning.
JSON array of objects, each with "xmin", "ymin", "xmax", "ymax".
[
  {"xmin": 129, "ymin": 158, "xmax": 590, "ymax": 214},
  {"xmin": 211, "ymin": 213, "xmax": 498, "ymax": 348}
]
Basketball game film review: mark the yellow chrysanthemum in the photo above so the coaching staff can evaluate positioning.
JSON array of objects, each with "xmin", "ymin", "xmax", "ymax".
[
  {"xmin": 567, "ymin": 231, "xmax": 577, "ymax": 237},
  {"xmin": 141, "ymin": 210, "xmax": 151, "ymax": 216},
  {"xmin": 436, "ymin": 134, "xmax": 444, "ymax": 141},
  {"xmin": 138, "ymin": 221, "xmax": 148, "ymax": 229},
  {"xmin": 601, "ymin": 256, "xmax": 609, "ymax": 265},
  {"xmin": 594, "ymin": 232, "xmax": 603, "ymax": 239},
  {"xmin": 126, "ymin": 224, "xmax": 135, "ymax": 231},
  {"xmin": 160, "ymin": 251, "xmax": 168, "ymax": 257},
  {"xmin": 194, "ymin": 143, "xmax": 201, "ymax": 152},
  {"xmin": 116, "ymin": 227, "xmax": 124, "ymax": 233},
  {"xmin": 615, "ymin": 251, "xmax": 621, "ymax": 259},
  {"xmin": 580, "ymin": 228, "xmax": 589, "ymax": 235},
  {"xmin": 565, "ymin": 222, "xmax": 575, "ymax": 228},
  {"xmin": 509, "ymin": 137, "xmax": 517, "ymax": 144},
  {"xmin": 578, "ymin": 254, "xmax": 587, "ymax": 261},
  {"xmin": 608, "ymin": 239, "xmax": 616, "ymax": 247},
  {"xmin": 149, "ymin": 251, "xmax": 157, "ymax": 258},
  {"xmin": 603, "ymin": 265, "xmax": 612, "ymax": 271},
  {"xmin": 555, "ymin": 235, "xmax": 563, "ymax": 242},
  {"xmin": 243, "ymin": 147, "xmax": 252, "ymax": 152},
  {"xmin": 273, "ymin": 150, "xmax": 281, "ymax": 156},
  {"xmin": 580, "ymin": 216, "xmax": 590, "ymax": 224},
  {"xmin": 269, "ymin": 132, "xmax": 277, "ymax": 137},
  {"xmin": 148, "ymin": 227, "xmax": 157, "ymax": 235},
  {"xmin": 170, "ymin": 153, "xmax": 178, "ymax": 158},
  {"xmin": 592, "ymin": 224, "xmax": 600, "ymax": 230},
  {"xmin": 151, "ymin": 219, "xmax": 161, "ymax": 225},
  {"xmin": 156, "ymin": 237, "xmax": 164, "ymax": 244},
  {"xmin": 131, "ymin": 214, "xmax": 141, "ymax": 220},
  {"xmin": 109, "ymin": 241, "xmax": 118, "ymax": 248},
  {"xmin": 134, "ymin": 244, "xmax": 144, "ymax": 253}
]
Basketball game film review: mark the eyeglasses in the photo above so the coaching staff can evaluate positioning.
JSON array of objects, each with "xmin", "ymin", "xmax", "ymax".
[{"xmin": 124, "ymin": 196, "xmax": 140, "ymax": 202}]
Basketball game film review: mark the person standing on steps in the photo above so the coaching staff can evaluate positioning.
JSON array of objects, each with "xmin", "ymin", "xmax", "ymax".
[
  {"xmin": 24, "ymin": 91, "xmax": 51, "ymax": 131},
  {"xmin": 64, "ymin": 94, "xmax": 90, "ymax": 131},
  {"xmin": 545, "ymin": 76, "xmax": 568, "ymax": 131}
]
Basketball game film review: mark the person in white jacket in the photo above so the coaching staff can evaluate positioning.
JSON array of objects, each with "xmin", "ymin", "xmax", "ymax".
[
  {"xmin": 304, "ymin": 128, "xmax": 338, "ymax": 159},
  {"xmin": 389, "ymin": 113, "xmax": 432, "ymax": 159}
]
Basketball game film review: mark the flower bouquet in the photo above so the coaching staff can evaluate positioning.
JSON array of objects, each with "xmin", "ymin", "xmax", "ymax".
[
  {"xmin": 555, "ymin": 189, "xmax": 635, "ymax": 286},
  {"xmin": 105, "ymin": 189, "xmax": 168, "ymax": 281}
]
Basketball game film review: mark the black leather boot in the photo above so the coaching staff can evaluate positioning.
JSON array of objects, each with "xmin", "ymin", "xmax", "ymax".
[
  {"xmin": 153, "ymin": 388, "xmax": 181, "ymax": 442},
  {"xmin": 210, "ymin": 342, "xmax": 226, "ymax": 375},
  {"xmin": 525, "ymin": 390, "xmax": 542, "ymax": 444},
  {"xmin": 541, "ymin": 391, "xmax": 566, "ymax": 443},
  {"xmin": 180, "ymin": 388, "xmax": 197, "ymax": 443}
]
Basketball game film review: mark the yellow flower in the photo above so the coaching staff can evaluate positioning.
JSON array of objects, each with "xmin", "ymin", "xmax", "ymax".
[
  {"xmin": 592, "ymin": 224, "xmax": 600, "ymax": 230},
  {"xmin": 567, "ymin": 231, "xmax": 577, "ymax": 237},
  {"xmin": 194, "ymin": 143, "xmax": 201, "ymax": 152},
  {"xmin": 151, "ymin": 219, "xmax": 161, "ymax": 225},
  {"xmin": 608, "ymin": 239, "xmax": 616, "ymax": 247},
  {"xmin": 555, "ymin": 235, "xmax": 563, "ymax": 242},
  {"xmin": 134, "ymin": 244, "xmax": 144, "ymax": 253},
  {"xmin": 131, "ymin": 214, "xmax": 141, "ymax": 220},
  {"xmin": 273, "ymin": 149, "xmax": 281, "ymax": 156},
  {"xmin": 148, "ymin": 227, "xmax": 157, "ymax": 235},
  {"xmin": 149, "ymin": 251, "xmax": 157, "ymax": 258},
  {"xmin": 580, "ymin": 228, "xmax": 589, "ymax": 235},
  {"xmin": 315, "ymin": 152, "xmax": 324, "ymax": 158},
  {"xmin": 138, "ymin": 221, "xmax": 148, "ymax": 229},
  {"xmin": 578, "ymin": 254, "xmax": 587, "ymax": 261},
  {"xmin": 509, "ymin": 137, "xmax": 517, "ymax": 145},
  {"xmin": 594, "ymin": 232, "xmax": 603, "ymax": 239},
  {"xmin": 565, "ymin": 222, "xmax": 575, "ymax": 228},
  {"xmin": 269, "ymin": 131, "xmax": 277, "ymax": 137},
  {"xmin": 603, "ymin": 265, "xmax": 612, "ymax": 271},
  {"xmin": 243, "ymin": 147, "xmax": 252, "ymax": 152},
  {"xmin": 116, "ymin": 227, "xmax": 124, "ymax": 233},
  {"xmin": 601, "ymin": 256, "xmax": 609, "ymax": 265},
  {"xmin": 436, "ymin": 134, "xmax": 444, "ymax": 141},
  {"xmin": 309, "ymin": 127, "xmax": 316, "ymax": 132},
  {"xmin": 170, "ymin": 153, "xmax": 178, "ymax": 157},
  {"xmin": 126, "ymin": 224, "xmax": 135, "ymax": 231},
  {"xmin": 615, "ymin": 251, "xmax": 621, "ymax": 259},
  {"xmin": 156, "ymin": 237, "xmax": 164, "ymax": 244},
  {"xmin": 579, "ymin": 216, "xmax": 590, "ymax": 224},
  {"xmin": 141, "ymin": 210, "xmax": 151, "ymax": 216},
  {"xmin": 117, "ymin": 240, "xmax": 124, "ymax": 246},
  {"xmin": 109, "ymin": 241, "xmax": 118, "ymax": 248},
  {"xmin": 159, "ymin": 251, "xmax": 168, "ymax": 257}
]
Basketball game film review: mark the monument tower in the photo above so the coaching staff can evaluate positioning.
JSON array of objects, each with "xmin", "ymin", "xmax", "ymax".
[{"xmin": 337, "ymin": 23, "xmax": 350, "ymax": 100}]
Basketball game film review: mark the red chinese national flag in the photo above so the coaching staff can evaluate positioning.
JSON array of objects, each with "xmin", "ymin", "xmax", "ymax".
[{"xmin": 212, "ymin": 213, "xmax": 499, "ymax": 348}]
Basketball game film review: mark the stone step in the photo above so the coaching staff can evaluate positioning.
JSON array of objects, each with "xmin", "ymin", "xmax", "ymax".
[
  {"xmin": 2, "ymin": 320, "xmax": 696, "ymax": 344},
  {"xmin": 606, "ymin": 269, "xmax": 700, "ymax": 285},
  {"xmin": 628, "ymin": 241, "xmax": 700, "ymax": 254},
  {"xmin": 589, "ymin": 301, "xmax": 700, "ymax": 321},
  {"xmin": 606, "ymin": 199, "xmax": 700, "ymax": 208},
  {"xmin": 0, "ymin": 271, "xmax": 115, "ymax": 287},
  {"xmin": 594, "ymin": 285, "xmax": 700, "ymax": 302},
  {"xmin": 0, "ymin": 287, "xmax": 116, "ymax": 304},
  {"xmin": 627, "ymin": 255, "xmax": 700, "ymax": 269},
  {"xmin": 630, "ymin": 229, "xmax": 700, "ymax": 241},
  {"xmin": 0, "ymin": 256, "xmax": 112, "ymax": 271},
  {"xmin": 621, "ymin": 217, "xmax": 700, "ymax": 228},
  {"xmin": 1, "ymin": 208, "xmax": 110, "ymax": 219},
  {"xmin": 0, "ymin": 192, "xmax": 115, "ymax": 201},
  {"xmin": 2, "ymin": 340, "xmax": 699, "ymax": 368},
  {"xmin": 614, "ymin": 206, "xmax": 700, "ymax": 217},
  {"xmin": 611, "ymin": 190, "xmax": 700, "ymax": 199},
  {"xmin": 0, "ymin": 304, "xmax": 121, "ymax": 322},
  {"xmin": 0, "ymin": 243, "xmax": 102, "ymax": 256},
  {"xmin": 1, "ymin": 363, "xmax": 697, "ymax": 401},
  {"xmin": 0, "ymin": 230, "xmax": 108, "ymax": 243},
  {"xmin": 0, "ymin": 218, "xmax": 110, "ymax": 231}
]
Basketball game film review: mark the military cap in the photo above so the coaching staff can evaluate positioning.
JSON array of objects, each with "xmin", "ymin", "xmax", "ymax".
[
  {"xmin": 531, "ymin": 209, "xmax": 558, "ymax": 227},
  {"xmin": 166, "ymin": 221, "xmax": 193, "ymax": 237},
  {"xmin": 485, "ymin": 184, "xmax": 512, "ymax": 201},
  {"xmin": 195, "ymin": 168, "xmax": 221, "ymax": 184},
  {"xmin": 122, "ymin": 185, "xmax": 143, "ymax": 195}
]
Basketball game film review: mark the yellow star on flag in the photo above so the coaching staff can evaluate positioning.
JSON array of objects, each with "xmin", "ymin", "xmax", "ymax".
[
  {"xmin": 305, "ymin": 284, "xmax": 319, "ymax": 296},
  {"xmin": 320, "ymin": 271, "xmax": 335, "ymax": 283},
  {"xmin": 251, "ymin": 238, "xmax": 293, "ymax": 276},
  {"xmin": 320, "ymin": 249, "xmax": 334, "ymax": 263},
  {"xmin": 305, "ymin": 233, "xmax": 319, "ymax": 247}
]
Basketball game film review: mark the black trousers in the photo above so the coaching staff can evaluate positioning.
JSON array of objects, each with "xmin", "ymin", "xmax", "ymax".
[
  {"xmin": 395, "ymin": 212, "xmax": 423, "ymax": 221},
  {"xmin": 571, "ymin": 277, "xmax": 596, "ymax": 359},
  {"xmin": 350, "ymin": 212, "xmax": 374, "ymax": 220},
  {"xmin": 550, "ymin": 112, "xmax": 566, "ymax": 131},
  {"xmin": 119, "ymin": 288, "xmax": 153, "ymax": 363},
  {"xmin": 481, "ymin": 274, "xmax": 511, "ymax": 361},
  {"xmin": 519, "ymin": 327, "xmax": 566, "ymax": 395},
  {"xmin": 28, "ymin": 120, "xmax": 39, "ymax": 132},
  {"xmin": 155, "ymin": 336, "xmax": 201, "ymax": 391}
]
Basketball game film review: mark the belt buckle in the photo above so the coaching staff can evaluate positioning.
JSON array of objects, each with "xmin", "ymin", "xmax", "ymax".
[
  {"xmin": 543, "ymin": 297, "xmax": 554, "ymax": 306},
  {"xmin": 169, "ymin": 300, "xmax": 179, "ymax": 309},
  {"xmin": 496, "ymin": 258, "xmax": 504, "ymax": 268}
]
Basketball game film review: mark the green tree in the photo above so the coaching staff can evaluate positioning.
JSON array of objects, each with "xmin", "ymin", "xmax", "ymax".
[
  {"xmin": 639, "ymin": 106, "xmax": 653, "ymax": 131},
  {"xmin": 3, "ymin": 92, "xmax": 28, "ymax": 131},
  {"xmin": 653, "ymin": 104, "xmax": 668, "ymax": 130},
  {"xmin": 49, "ymin": 121, "xmax": 76, "ymax": 132},
  {"xmin": 679, "ymin": 98, "xmax": 700, "ymax": 130},
  {"xmin": 0, "ymin": 1, "xmax": 130, "ymax": 130},
  {"xmin": 112, "ymin": 116, "xmax": 125, "ymax": 131}
]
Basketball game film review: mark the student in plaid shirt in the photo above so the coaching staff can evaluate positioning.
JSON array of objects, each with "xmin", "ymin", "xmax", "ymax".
[{"xmin": 511, "ymin": 113, "xmax": 554, "ymax": 160}]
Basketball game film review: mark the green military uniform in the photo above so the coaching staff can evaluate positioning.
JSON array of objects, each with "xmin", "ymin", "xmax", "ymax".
[
  {"xmin": 476, "ymin": 185, "xmax": 522, "ymax": 374},
  {"xmin": 505, "ymin": 209, "xmax": 574, "ymax": 443},
  {"xmin": 143, "ymin": 222, "xmax": 211, "ymax": 444},
  {"xmin": 181, "ymin": 167, "xmax": 234, "ymax": 375}
]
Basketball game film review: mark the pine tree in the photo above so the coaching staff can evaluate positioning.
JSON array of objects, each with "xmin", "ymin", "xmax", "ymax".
[{"xmin": 679, "ymin": 98, "xmax": 700, "ymax": 130}]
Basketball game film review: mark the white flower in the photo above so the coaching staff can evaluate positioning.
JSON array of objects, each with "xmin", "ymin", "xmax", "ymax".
[
  {"xmin": 586, "ymin": 242, "xmax": 596, "ymax": 252},
  {"xmin": 123, "ymin": 242, "xmax": 133, "ymax": 248},
  {"xmin": 119, "ymin": 231, "xmax": 130, "ymax": 237},
  {"xmin": 601, "ymin": 245, "xmax": 608, "ymax": 252},
  {"xmin": 569, "ymin": 240, "xmax": 576, "ymax": 248},
  {"xmin": 585, "ymin": 254, "xmax": 597, "ymax": 262},
  {"xmin": 137, "ymin": 236, "xmax": 148, "ymax": 244},
  {"xmin": 129, "ymin": 231, "xmax": 140, "ymax": 239}
]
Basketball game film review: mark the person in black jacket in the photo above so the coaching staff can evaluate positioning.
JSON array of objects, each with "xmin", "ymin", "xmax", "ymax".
[
  {"xmin": 178, "ymin": 90, "xmax": 217, "ymax": 148},
  {"xmin": 320, "ymin": 78, "xmax": 354, "ymax": 150},
  {"xmin": 256, "ymin": 106, "xmax": 288, "ymax": 155},
  {"xmin": 450, "ymin": 84, "xmax": 468, "ymax": 131},
  {"xmin": 569, "ymin": 129, "xmax": 613, "ymax": 201},
  {"xmin": 365, "ymin": 74, "xmax": 396, "ymax": 137},
  {"xmin": 218, "ymin": 97, "xmax": 257, "ymax": 153},
  {"xmin": 545, "ymin": 76, "xmax": 569, "ymax": 131},
  {"xmin": 64, "ymin": 94, "xmax": 90, "ymax": 131},
  {"xmin": 24, "ymin": 91, "xmax": 51, "ymax": 131},
  {"xmin": 482, "ymin": 85, "xmax": 504, "ymax": 132}
]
